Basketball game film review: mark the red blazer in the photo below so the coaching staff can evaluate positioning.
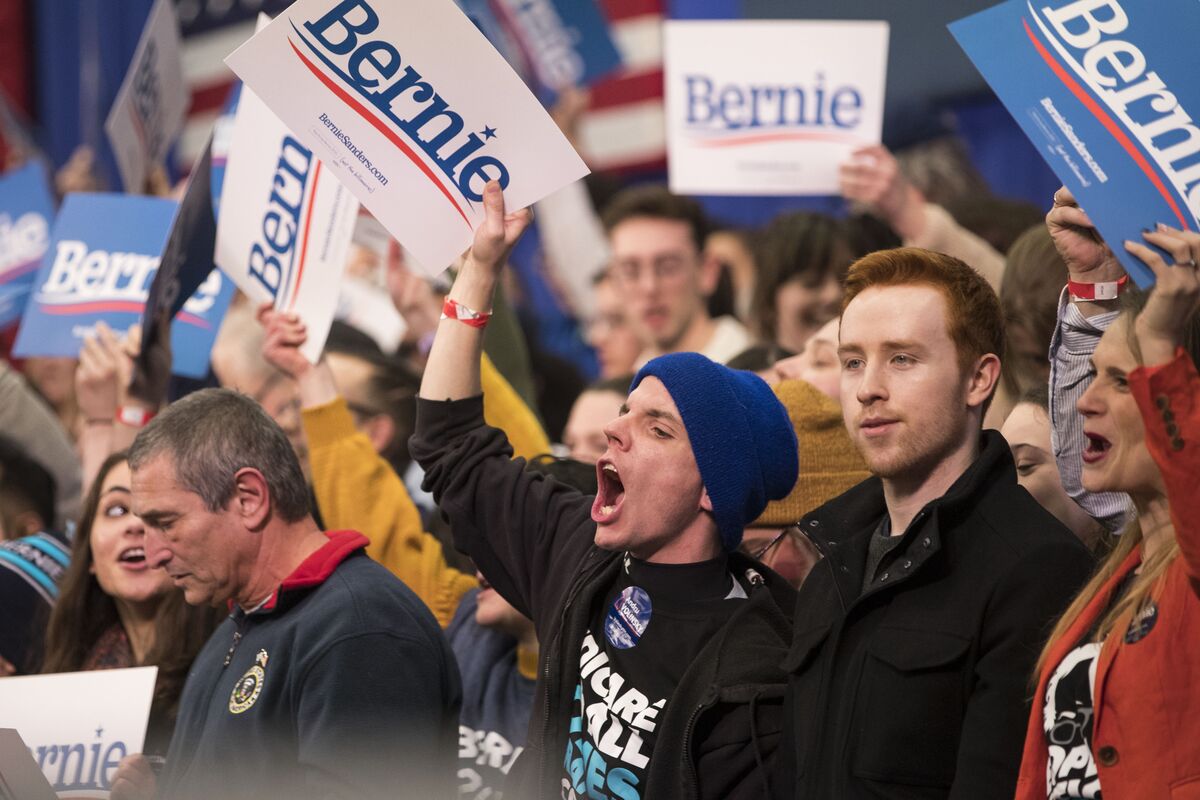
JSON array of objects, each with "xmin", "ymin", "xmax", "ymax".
[{"xmin": 1015, "ymin": 350, "xmax": 1200, "ymax": 800}]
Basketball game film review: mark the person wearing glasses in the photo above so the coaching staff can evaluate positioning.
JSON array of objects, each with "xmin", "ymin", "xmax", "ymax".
[{"xmin": 602, "ymin": 185, "xmax": 754, "ymax": 369}]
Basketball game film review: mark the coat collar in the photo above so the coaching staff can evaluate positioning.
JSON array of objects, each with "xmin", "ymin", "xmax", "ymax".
[{"xmin": 236, "ymin": 530, "xmax": 369, "ymax": 616}]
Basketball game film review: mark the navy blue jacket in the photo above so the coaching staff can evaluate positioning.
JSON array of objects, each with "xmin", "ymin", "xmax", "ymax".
[{"xmin": 159, "ymin": 531, "xmax": 462, "ymax": 799}]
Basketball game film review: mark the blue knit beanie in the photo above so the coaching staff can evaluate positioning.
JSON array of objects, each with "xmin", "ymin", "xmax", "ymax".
[{"xmin": 631, "ymin": 352, "xmax": 799, "ymax": 551}]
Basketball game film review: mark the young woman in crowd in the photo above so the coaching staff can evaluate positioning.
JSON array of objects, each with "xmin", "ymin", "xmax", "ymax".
[
  {"xmin": 1015, "ymin": 225, "xmax": 1200, "ymax": 799},
  {"xmin": 40, "ymin": 452, "xmax": 220, "ymax": 755}
]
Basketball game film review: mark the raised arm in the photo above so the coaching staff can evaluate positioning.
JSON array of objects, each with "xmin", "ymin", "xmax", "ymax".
[
  {"xmin": 1128, "ymin": 225, "xmax": 1200, "ymax": 581},
  {"xmin": 1045, "ymin": 187, "xmax": 1134, "ymax": 531}
]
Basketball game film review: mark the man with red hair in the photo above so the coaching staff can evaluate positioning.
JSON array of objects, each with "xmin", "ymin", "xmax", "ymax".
[{"xmin": 780, "ymin": 248, "xmax": 1093, "ymax": 799}]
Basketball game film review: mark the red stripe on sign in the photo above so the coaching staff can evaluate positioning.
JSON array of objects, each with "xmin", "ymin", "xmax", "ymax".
[
  {"xmin": 289, "ymin": 159, "xmax": 322, "ymax": 313},
  {"xmin": 599, "ymin": 0, "xmax": 662, "ymax": 22},
  {"xmin": 1023, "ymin": 17, "xmax": 1190, "ymax": 230},
  {"xmin": 40, "ymin": 301, "xmax": 145, "ymax": 315},
  {"xmin": 189, "ymin": 79, "xmax": 236, "ymax": 116},
  {"xmin": 590, "ymin": 68, "xmax": 663, "ymax": 111},
  {"xmin": 693, "ymin": 131, "xmax": 864, "ymax": 148},
  {"xmin": 176, "ymin": 311, "xmax": 212, "ymax": 329},
  {"xmin": 287, "ymin": 38, "xmax": 472, "ymax": 228}
]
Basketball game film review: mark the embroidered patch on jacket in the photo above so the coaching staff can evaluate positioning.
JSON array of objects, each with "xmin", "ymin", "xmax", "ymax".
[{"xmin": 229, "ymin": 649, "xmax": 269, "ymax": 714}]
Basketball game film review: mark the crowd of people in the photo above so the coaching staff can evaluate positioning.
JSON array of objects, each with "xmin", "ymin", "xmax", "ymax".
[{"xmin": 0, "ymin": 82, "xmax": 1198, "ymax": 800}]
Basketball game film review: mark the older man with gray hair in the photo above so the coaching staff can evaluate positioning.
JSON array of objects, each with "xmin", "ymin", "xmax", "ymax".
[{"xmin": 111, "ymin": 388, "xmax": 460, "ymax": 800}]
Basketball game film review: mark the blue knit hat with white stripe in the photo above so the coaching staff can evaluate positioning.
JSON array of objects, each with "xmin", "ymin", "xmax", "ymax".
[{"xmin": 631, "ymin": 352, "xmax": 799, "ymax": 552}]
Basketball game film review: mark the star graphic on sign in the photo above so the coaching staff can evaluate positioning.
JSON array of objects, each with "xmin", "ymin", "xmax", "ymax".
[
  {"xmin": 481, "ymin": 126, "xmax": 498, "ymax": 140},
  {"xmin": 95, "ymin": 726, "xmax": 104, "ymax": 738}
]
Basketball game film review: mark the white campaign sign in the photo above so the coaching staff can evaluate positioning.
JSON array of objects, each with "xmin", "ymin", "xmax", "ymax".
[
  {"xmin": 0, "ymin": 667, "xmax": 158, "ymax": 799},
  {"xmin": 104, "ymin": 0, "xmax": 187, "ymax": 193},
  {"xmin": 215, "ymin": 78, "xmax": 361, "ymax": 363},
  {"xmin": 665, "ymin": 20, "xmax": 889, "ymax": 196},
  {"xmin": 224, "ymin": 0, "xmax": 589, "ymax": 275}
]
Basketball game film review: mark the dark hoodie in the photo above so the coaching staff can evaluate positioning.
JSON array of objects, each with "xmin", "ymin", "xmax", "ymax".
[{"xmin": 411, "ymin": 395, "xmax": 796, "ymax": 800}]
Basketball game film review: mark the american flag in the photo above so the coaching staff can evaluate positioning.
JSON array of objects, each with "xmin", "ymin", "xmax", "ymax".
[{"xmin": 177, "ymin": 0, "xmax": 666, "ymax": 175}]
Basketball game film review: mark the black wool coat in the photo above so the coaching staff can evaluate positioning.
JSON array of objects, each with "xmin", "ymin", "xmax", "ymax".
[{"xmin": 778, "ymin": 431, "xmax": 1094, "ymax": 800}]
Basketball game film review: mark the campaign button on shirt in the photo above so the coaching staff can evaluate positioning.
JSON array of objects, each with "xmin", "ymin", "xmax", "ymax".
[
  {"xmin": 604, "ymin": 586, "xmax": 652, "ymax": 650},
  {"xmin": 1124, "ymin": 601, "xmax": 1158, "ymax": 644}
]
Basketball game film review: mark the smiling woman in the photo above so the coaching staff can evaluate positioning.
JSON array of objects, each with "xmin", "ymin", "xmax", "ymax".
[{"xmin": 39, "ymin": 452, "xmax": 220, "ymax": 756}]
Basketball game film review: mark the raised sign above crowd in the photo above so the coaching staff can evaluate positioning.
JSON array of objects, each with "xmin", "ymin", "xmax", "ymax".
[{"xmin": 224, "ymin": 0, "xmax": 589, "ymax": 274}]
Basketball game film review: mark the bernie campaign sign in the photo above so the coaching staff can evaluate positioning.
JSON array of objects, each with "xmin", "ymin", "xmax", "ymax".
[
  {"xmin": 12, "ymin": 194, "xmax": 233, "ymax": 379},
  {"xmin": 485, "ymin": 0, "xmax": 621, "ymax": 97},
  {"xmin": 224, "ymin": 0, "xmax": 589, "ymax": 275},
  {"xmin": 215, "ymin": 71, "xmax": 360, "ymax": 364},
  {"xmin": 664, "ymin": 20, "xmax": 889, "ymax": 196},
  {"xmin": 951, "ymin": 0, "xmax": 1200, "ymax": 288},
  {"xmin": 0, "ymin": 164, "xmax": 56, "ymax": 329},
  {"xmin": 104, "ymin": 0, "xmax": 188, "ymax": 194},
  {"xmin": 0, "ymin": 667, "xmax": 157, "ymax": 799}
]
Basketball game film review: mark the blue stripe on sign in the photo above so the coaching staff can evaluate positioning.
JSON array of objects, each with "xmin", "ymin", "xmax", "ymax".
[
  {"xmin": 0, "ymin": 549, "xmax": 58, "ymax": 599},
  {"xmin": 26, "ymin": 535, "xmax": 70, "ymax": 568}
]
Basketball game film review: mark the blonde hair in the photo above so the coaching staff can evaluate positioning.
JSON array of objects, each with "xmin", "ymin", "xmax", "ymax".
[
  {"xmin": 1034, "ymin": 518, "xmax": 1177, "ymax": 677},
  {"xmin": 1035, "ymin": 289, "xmax": 1196, "ymax": 678}
]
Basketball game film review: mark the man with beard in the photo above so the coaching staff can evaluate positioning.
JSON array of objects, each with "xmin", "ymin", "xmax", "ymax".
[
  {"xmin": 412, "ymin": 182, "xmax": 799, "ymax": 799},
  {"xmin": 778, "ymin": 248, "xmax": 1093, "ymax": 799}
]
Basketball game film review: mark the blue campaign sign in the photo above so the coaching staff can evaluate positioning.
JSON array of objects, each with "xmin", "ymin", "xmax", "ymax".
[
  {"xmin": 464, "ymin": 0, "xmax": 622, "ymax": 97},
  {"xmin": 950, "ymin": 0, "xmax": 1200, "ymax": 288},
  {"xmin": 12, "ymin": 193, "xmax": 233, "ymax": 378},
  {"xmin": 0, "ymin": 164, "xmax": 56, "ymax": 329}
]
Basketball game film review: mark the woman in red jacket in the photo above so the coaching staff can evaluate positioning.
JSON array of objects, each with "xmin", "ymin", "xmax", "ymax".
[{"xmin": 1015, "ymin": 223, "xmax": 1200, "ymax": 799}]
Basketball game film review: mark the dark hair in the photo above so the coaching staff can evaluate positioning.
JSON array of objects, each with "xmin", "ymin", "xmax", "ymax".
[
  {"xmin": 1000, "ymin": 225, "xmax": 1069, "ymax": 397},
  {"xmin": 324, "ymin": 322, "xmax": 422, "ymax": 474},
  {"xmin": 0, "ymin": 435, "xmax": 57, "ymax": 534},
  {"xmin": 1019, "ymin": 384, "xmax": 1051, "ymax": 411},
  {"xmin": 843, "ymin": 247, "xmax": 1006, "ymax": 376},
  {"xmin": 752, "ymin": 212, "xmax": 851, "ymax": 342},
  {"xmin": 589, "ymin": 374, "xmax": 636, "ymax": 396},
  {"xmin": 726, "ymin": 344, "xmax": 795, "ymax": 373},
  {"xmin": 128, "ymin": 388, "xmax": 311, "ymax": 522},
  {"xmin": 41, "ymin": 453, "xmax": 220, "ymax": 729},
  {"xmin": 943, "ymin": 196, "xmax": 1045, "ymax": 255},
  {"xmin": 600, "ymin": 185, "xmax": 710, "ymax": 254},
  {"xmin": 842, "ymin": 213, "xmax": 903, "ymax": 259}
]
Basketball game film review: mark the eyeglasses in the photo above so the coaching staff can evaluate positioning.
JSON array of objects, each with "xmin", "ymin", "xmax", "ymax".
[
  {"xmin": 751, "ymin": 527, "xmax": 793, "ymax": 561},
  {"xmin": 1047, "ymin": 708, "xmax": 1094, "ymax": 746}
]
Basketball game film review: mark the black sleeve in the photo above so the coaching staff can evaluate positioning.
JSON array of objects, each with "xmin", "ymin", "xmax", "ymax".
[
  {"xmin": 410, "ymin": 396, "xmax": 596, "ymax": 627},
  {"xmin": 949, "ymin": 540, "xmax": 1093, "ymax": 800}
]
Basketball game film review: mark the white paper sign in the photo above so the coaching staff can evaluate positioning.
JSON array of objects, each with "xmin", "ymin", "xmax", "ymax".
[
  {"xmin": 665, "ymin": 20, "xmax": 889, "ymax": 196},
  {"xmin": 224, "ymin": 0, "xmax": 589, "ymax": 275},
  {"xmin": 215, "ymin": 81, "xmax": 361, "ymax": 363},
  {"xmin": 0, "ymin": 667, "xmax": 158, "ymax": 798},
  {"xmin": 104, "ymin": 0, "xmax": 187, "ymax": 194}
]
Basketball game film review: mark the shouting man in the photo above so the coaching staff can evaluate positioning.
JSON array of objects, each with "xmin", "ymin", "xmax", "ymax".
[{"xmin": 412, "ymin": 182, "xmax": 799, "ymax": 799}]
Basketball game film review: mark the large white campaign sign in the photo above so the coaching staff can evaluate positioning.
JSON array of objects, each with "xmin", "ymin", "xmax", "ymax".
[
  {"xmin": 665, "ymin": 20, "xmax": 889, "ymax": 195},
  {"xmin": 104, "ymin": 0, "xmax": 187, "ymax": 193},
  {"xmin": 0, "ymin": 667, "xmax": 158, "ymax": 799},
  {"xmin": 224, "ymin": 0, "xmax": 589, "ymax": 275},
  {"xmin": 216, "ymin": 79, "xmax": 360, "ymax": 363}
]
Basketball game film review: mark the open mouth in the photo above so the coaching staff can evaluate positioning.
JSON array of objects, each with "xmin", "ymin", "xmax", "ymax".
[
  {"xmin": 1082, "ymin": 432, "xmax": 1112, "ymax": 464},
  {"xmin": 591, "ymin": 460, "xmax": 626, "ymax": 523},
  {"xmin": 118, "ymin": 546, "xmax": 146, "ymax": 565}
]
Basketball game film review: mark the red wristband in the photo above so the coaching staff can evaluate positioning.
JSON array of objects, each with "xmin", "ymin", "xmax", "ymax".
[
  {"xmin": 116, "ymin": 405, "xmax": 155, "ymax": 428},
  {"xmin": 441, "ymin": 297, "xmax": 491, "ymax": 329},
  {"xmin": 1068, "ymin": 275, "xmax": 1128, "ymax": 302}
]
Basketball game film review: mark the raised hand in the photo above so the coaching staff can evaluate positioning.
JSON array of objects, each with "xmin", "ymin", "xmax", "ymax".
[
  {"xmin": 257, "ymin": 302, "xmax": 311, "ymax": 380},
  {"xmin": 463, "ymin": 181, "xmax": 533, "ymax": 278},
  {"xmin": 1046, "ymin": 186, "xmax": 1124, "ymax": 284},
  {"xmin": 76, "ymin": 321, "xmax": 133, "ymax": 422},
  {"xmin": 839, "ymin": 144, "xmax": 926, "ymax": 239},
  {"xmin": 1125, "ymin": 224, "xmax": 1200, "ymax": 366}
]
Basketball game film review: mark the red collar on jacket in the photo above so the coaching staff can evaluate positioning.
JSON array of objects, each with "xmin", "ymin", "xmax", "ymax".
[{"xmin": 234, "ymin": 530, "xmax": 369, "ymax": 615}]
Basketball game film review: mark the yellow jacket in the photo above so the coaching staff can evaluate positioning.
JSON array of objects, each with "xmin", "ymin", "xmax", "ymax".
[{"xmin": 302, "ymin": 354, "xmax": 551, "ymax": 628}]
